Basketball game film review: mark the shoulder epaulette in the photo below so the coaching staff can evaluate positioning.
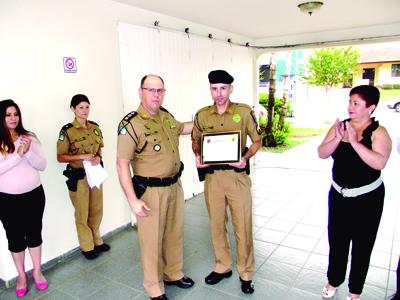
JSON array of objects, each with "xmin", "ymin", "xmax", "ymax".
[
  {"xmin": 197, "ymin": 105, "xmax": 213, "ymax": 114},
  {"xmin": 160, "ymin": 106, "xmax": 175, "ymax": 118},
  {"xmin": 234, "ymin": 103, "xmax": 252, "ymax": 110},
  {"xmin": 122, "ymin": 111, "xmax": 138, "ymax": 122},
  {"xmin": 88, "ymin": 120, "xmax": 99, "ymax": 126},
  {"xmin": 61, "ymin": 123, "xmax": 73, "ymax": 131}
]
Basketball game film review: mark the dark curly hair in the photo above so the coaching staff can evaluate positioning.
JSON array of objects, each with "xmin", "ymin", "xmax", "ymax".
[
  {"xmin": 349, "ymin": 85, "xmax": 380, "ymax": 107},
  {"xmin": 0, "ymin": 99, "xmax": 30, "ymax": 154}
]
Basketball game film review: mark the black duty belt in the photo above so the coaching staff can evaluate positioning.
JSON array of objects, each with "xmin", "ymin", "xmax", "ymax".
[
  {"xmin": 196, "ymin": 147, "xmax": 250, "ymax": 182},
  {"xmin": 208, "ymin": 164, "xmax": 247, "ymax": 172},
  {"xmin": 133, "ymin": 162, "xmax": 184, "ymax": 187}
]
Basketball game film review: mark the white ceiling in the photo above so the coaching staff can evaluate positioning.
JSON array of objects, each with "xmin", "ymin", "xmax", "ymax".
[{"xmin": 115, "ymin": 0, "xmax": 400, "ymax": 40}]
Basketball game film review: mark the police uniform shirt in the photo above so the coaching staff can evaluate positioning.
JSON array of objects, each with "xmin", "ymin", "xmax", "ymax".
[
  {"xmin": 117, "ymin": 104, "xmax": 183, "ymax": 178},
  {"xmin": 192, "ymin": 101, "xmax": 261, "ymax": 152},
  {"xmin": 57, "ymin": 119, "xmax": 104, "ymax": 168}
]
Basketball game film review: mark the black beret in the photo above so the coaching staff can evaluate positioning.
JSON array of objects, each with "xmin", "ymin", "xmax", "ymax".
[{"xmin": 208, "ymin": 70, "xmax": 234, "ymax": 84}]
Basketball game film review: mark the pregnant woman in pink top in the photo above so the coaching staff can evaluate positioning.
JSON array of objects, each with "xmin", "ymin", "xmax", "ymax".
[{"xmin": 0, "ymin": 99, "xmax": 48, "ymax": 297}]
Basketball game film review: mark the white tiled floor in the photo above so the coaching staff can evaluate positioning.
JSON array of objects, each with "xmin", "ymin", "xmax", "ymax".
[{"xmin": 1, "ymin": 134, "xmax": 399, "ymax": 299}]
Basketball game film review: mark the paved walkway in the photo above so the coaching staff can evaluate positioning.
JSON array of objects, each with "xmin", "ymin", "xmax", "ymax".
[{"xmin": 1, "ymin": 134, "xmax": 399, "ymax": 299}]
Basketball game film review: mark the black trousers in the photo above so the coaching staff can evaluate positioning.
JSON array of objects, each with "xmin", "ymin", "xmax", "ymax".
[
  {"xmin": 0, "ymin": 185, "xmax": 46, "ymax": 252},
  {"xmin": 394, "ymin": 257, "xmax": 400, "ymax": 299},
  {"xmin": 327, "ymin": 183, "xmax": 384, "ymax": 294}
]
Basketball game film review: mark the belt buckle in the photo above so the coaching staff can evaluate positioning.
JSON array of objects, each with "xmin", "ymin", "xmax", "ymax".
[{"xmin": 341, "ymin": 187, "xmax": 349, "ymax": 197}]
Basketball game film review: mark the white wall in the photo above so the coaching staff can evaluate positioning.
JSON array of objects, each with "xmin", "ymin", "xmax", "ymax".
[{"xmin": 0, "ymin": 0, "xmax": 251, "ymax": 281}]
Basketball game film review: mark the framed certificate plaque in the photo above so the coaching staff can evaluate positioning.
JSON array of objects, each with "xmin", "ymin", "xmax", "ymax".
[{"xmin": 201, "ymin": 131, "xmax": 241, "ymax": 164}]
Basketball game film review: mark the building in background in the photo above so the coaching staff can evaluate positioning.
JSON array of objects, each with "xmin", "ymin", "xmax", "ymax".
[{"xmin": 353, "ymin": 42, "xmax": 400, "ymax": 87}]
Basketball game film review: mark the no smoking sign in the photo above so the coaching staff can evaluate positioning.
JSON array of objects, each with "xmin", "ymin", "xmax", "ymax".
[{"xmin": 63, "ymin": 57, "xmax": 77, "ymax": 73}]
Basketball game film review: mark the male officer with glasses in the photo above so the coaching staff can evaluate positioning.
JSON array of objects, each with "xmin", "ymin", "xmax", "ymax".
[
  {"xmin": 116, "ymin": 74, "xmax": 193, "ymax": 300},
  {"xmin": 191, "ymin": 70, "xmax": 261, "ymax": 294}
]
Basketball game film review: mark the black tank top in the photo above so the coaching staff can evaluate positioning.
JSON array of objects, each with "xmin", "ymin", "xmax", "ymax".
[{"xmin": 332, "ymin": 118, "xmax": 380, "ymax": 188}]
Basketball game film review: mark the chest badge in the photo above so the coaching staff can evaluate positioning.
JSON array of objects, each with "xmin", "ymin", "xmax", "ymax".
[
  {"xmin": 233, "ymin": 114, "xmax": 241, "ymax": 123},
  {"xmin": 164, "ymin": 117, "xmax": 176, "ymax": 129},
  {"xmin": 153, "ymin": 144, "xmax": 161, "ymax": 152},
  {"xmin": 141, "ymin": 113, "xmax": 150, "ymax": 120}
]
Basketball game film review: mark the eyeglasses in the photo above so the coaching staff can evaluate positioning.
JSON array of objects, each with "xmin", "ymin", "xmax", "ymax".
[{"xmin": 141, "ymin": 87, "xmax": 166, "ymax": 95}]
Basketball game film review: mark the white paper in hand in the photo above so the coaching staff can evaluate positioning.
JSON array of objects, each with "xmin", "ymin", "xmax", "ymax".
[
  {"xmin": 397, "ymin": 137, "xmax": 400, "ymax": 154},
  {"xmin": 83, "ymin": 160, "xmax": 108, "ymax": 189}
]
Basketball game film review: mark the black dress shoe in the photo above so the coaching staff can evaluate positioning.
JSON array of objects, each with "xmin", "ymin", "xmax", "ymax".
[
  {"xmin": 81, "ymin": 249, "xmax": 98, "ymax": 260},
  {"xmin": 389, "ymin": 293, "xmax": 400, "ymax": 300},
  {"xmin": 94, "ymin": 243, "xmax": 111, "ymax": 253},
  {"xmin": 150, "ymin": 294, "xmax": 169, "ymax": 300},
  {"xmin": 204, "ymin": 270, "xmax": 232, "ymax": 285},
  {"xmin": 240, "ymin": 278, "xmax": 254, "ymax": 294},
  {"xmin": 164, "ymin": 276, "xmax": 194, "ymax": 289}
]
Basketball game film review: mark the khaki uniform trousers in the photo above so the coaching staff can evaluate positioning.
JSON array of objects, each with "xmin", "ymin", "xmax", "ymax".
[
  {"xmin": 204, "ymin": 170, "xmax": 255, "ymax": 280},
  {"xmin": 69, "ymin": 177, "xmax": 103, "ymax": 252},
  {"xmin": 137, "ymin": 180, "xmax": 184, "ymax": 297}
]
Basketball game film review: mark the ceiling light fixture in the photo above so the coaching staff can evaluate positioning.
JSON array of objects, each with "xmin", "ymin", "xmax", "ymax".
[{"xmin": 298, "ymin": 1, "xmax": 324, "ymax": 16}]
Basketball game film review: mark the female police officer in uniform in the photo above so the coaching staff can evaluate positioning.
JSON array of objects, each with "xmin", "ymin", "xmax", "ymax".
[{"xmin": 57, "ymin": 94, "xmax": 110, "ymax": 259}]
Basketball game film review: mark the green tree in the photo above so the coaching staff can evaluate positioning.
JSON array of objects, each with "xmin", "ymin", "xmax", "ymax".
[
  {"xmin": 261, "ymin": 54, "xmax": 291, "ymax": 147},
  {"xmin": 301, "ymin": 47, "xmax": 359, "ymax": 91},
  {"xmin": 264, "ymin": 56, "xmax": 276, "ymax": 146}
]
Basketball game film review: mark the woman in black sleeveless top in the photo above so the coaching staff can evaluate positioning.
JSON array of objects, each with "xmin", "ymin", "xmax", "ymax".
[
  {"xmin": 389, "ymin": 141, "xmax": 400, "ymax": 300},
  {"xmin": 318, "ymin": 85, "xmax": 392, "ymax": 300}
]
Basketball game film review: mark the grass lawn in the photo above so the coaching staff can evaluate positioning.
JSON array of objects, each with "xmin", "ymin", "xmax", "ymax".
[
  {"xmin": 261, "ymin": 127, "xmax": 328, "ymax": 153},
  {"xmin": 380, "ymin": 89, "xmax": 400, "ymax": 101}
]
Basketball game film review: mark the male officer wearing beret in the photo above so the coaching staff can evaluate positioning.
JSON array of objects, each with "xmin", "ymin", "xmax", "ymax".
[
  {"xmin": 191, "ymin": 70, "xmax": 261, "ymax": 294},
  {"xmin": 116, "ymin": 74, "xmax": 194, "ymax": 300}
]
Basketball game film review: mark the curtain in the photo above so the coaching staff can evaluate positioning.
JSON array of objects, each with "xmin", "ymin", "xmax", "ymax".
[{"xmin": 118, "ymin": 22, "xmax": 255, "ymax": 198}]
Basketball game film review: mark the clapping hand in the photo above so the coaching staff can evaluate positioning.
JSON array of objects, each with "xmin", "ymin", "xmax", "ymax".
[
  {"xmin": 345, "ymin": 121, "xmax": 357, "ymax": 144},
  {"xmin": 334, "ymin": 119, "xmax": 345, "ymax": 141},
  {"xmin": 17, "ymin": 135, "xmax": 31, "ymax": 156}
]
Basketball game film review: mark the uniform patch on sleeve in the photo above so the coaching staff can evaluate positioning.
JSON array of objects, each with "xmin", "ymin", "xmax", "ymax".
[
  {"xmin": 250, "ymin": 110, "xmax": 262, "ymax": 134},
  {"xmin": 118, "ymin": 111, "xmax": 137, "ymax": 136},
  {"xmin": 118, "ymin": 124, "xmax": 128, "ymax": 135},
  {"xmin": 58, "ymin": 123, "xmax": 72, "ymax": 141},
  {"xmin": 251, "ymin": 110, "xmax": 258, "ymax": 124},
  {"xmin": 58, "ymin": 132, "xmax": 65, "ymax": 141}
]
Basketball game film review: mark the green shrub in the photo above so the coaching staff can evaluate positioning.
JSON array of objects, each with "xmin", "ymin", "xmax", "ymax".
[
  {"xmin": 382, "ymin": 84, "xmax": 400, "ymax": 90},
  {"xmin": 259, "ymin": 93, "xmax": 293, "ymax": 117},
  {"xmin": 258, "ymin": 93, "xmax": 292, "ymax": 146}
]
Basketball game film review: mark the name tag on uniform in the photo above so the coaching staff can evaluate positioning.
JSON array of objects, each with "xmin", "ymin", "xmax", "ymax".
[{"xmin": 201, "ymin": 131, "xmax": 241, "ymax": 165}]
